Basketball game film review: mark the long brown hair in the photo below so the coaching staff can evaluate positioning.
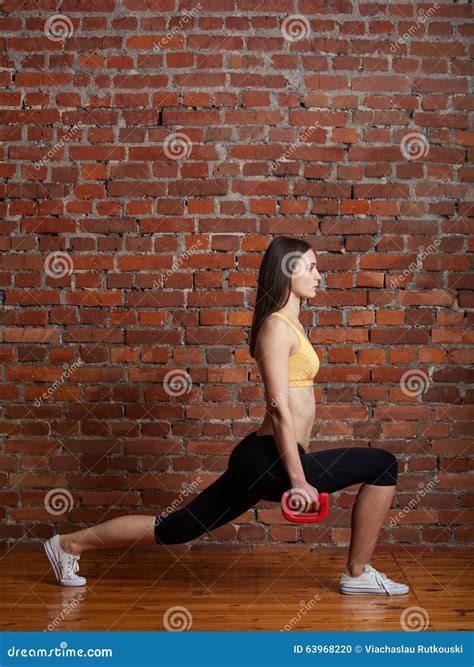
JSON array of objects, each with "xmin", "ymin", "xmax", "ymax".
[{"xmin": 249, "ymin": 236, "xmax": 313, "ymax": 358}]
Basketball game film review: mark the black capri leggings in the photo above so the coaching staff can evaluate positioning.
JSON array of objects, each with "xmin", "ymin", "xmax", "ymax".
[{"xmin": 154, "ymin": 431, "xmax": 398, "ymax": 545}]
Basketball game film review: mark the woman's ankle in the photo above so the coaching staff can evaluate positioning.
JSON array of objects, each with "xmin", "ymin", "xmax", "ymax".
[
  {"xmin": 344, "ymin": 563, "xmax": 366, "ymax": 577},
  {"xmin": 59, "ymin": 534, "xmax": 81, "ymax": 556}
]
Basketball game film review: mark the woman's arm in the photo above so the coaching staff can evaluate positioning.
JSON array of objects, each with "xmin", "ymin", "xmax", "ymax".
[
  {"xmin": 255, "ymin": 316, "xmax": 306, "ymax": 486},
  {"xmin": 270, "ymin": 408, "xmax": 306, "ymax": 486}
]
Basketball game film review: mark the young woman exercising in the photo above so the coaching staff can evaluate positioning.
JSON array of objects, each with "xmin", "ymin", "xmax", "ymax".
[{"xmin": 44, "ymin": 235, "xmax": 409, "ymax": 595}]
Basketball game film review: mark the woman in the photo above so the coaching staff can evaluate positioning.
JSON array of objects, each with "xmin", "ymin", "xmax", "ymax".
[{"xmin": 44, "ymin": 236, "xmax": 409, "ymax": 595}]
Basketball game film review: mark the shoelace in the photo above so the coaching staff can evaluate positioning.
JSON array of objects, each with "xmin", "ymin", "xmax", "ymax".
[
  {"xmin": 365, "ymin": 565, "xmax": 393, "ymax": 595},
  {"xmin": 63, "ymin": 553, "xmax": 81, "ymax": 579}
]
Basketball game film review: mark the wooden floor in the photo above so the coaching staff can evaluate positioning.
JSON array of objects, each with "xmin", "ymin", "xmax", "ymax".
[{"xmin": 1, "ymin": 545, "xmax": 472, "ymax": 631}]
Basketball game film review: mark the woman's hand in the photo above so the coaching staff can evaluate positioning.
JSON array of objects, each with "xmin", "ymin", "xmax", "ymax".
[{"xmin": 286, "ymin": 481, "xmax": 320, "ymax": 514}]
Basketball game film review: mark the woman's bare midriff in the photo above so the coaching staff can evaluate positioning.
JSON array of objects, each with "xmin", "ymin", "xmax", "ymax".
[{"xmin": 255, "ymin": 385, "xmax": 315, "ymax": 453}]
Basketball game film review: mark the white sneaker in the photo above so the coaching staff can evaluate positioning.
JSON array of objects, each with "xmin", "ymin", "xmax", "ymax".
[
  {"xmin": 44, "ymin": 534, "xmax": 86, "ymax": 586},
  {"xmin": 340, "ymin": 564, "xmax": 409, "ymax": 595}
]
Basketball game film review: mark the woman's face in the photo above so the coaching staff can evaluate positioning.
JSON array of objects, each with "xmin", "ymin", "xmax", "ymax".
[{"xmin": 291, "ymin": 249, "xmax": 321, "ymax": 299}]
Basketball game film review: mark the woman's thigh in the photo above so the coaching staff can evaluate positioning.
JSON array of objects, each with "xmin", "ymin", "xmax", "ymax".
[
  {"xmin": 228, "ymin": 432, "xmax": 301, "ymax": 502},
  {"xmin": 228, "ymin": 435, "xmax": 397, "ymax": 500},
  {"xmin": 301, "ymin": 447, "xmax": 398, "ymax": 494}
]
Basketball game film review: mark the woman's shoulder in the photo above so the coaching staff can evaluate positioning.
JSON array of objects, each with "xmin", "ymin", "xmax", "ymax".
[
  {"xmin": 254, "ymin": 313, "xmax": 296, "ymax": 359},
  {"xmin": 259, "ymin": 312, "xmax": 289, "ymax": 333},
  {"xmin": 267, "ymin": 311, "xmax": 304, "ymax": 336}
]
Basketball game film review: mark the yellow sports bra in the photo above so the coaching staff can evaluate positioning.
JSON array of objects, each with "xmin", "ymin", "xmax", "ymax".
[{"xmin": 267, "ymin": 311, "xmax": 320, "ymax": 387}]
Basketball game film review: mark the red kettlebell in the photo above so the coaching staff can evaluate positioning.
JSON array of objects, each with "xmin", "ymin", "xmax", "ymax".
[{"xmin": 281, "ymin": 490, "xmax": 330, "ymax": 523}]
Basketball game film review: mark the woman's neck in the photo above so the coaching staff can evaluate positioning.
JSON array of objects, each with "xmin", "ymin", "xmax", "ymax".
[{"xmin": 279, "ymin": 294, "xmax": 301, "ymax": 322}]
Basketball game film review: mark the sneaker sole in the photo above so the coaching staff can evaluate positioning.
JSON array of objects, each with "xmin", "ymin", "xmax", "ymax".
[
  {"xmin": 43, "ymin": 540, "xmax": 86, "ymax": 587},
  {"xmin": 340, "ymin": 586, "xmax": 409, "ymax": 595}
]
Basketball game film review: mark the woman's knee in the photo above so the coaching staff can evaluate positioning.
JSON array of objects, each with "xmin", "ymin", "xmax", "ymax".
[
  {"xmin": 367, "ymin": 449, "xmax": 398, "ymax": 486},
  {"xmin": 153, "ymin": 509, "xmax": 205, "ymax": 545}
]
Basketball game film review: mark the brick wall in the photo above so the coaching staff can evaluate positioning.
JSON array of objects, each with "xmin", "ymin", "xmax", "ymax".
[{"xmin": 0, "ymin": 0, "xmax": 472, "ymax": 549}]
